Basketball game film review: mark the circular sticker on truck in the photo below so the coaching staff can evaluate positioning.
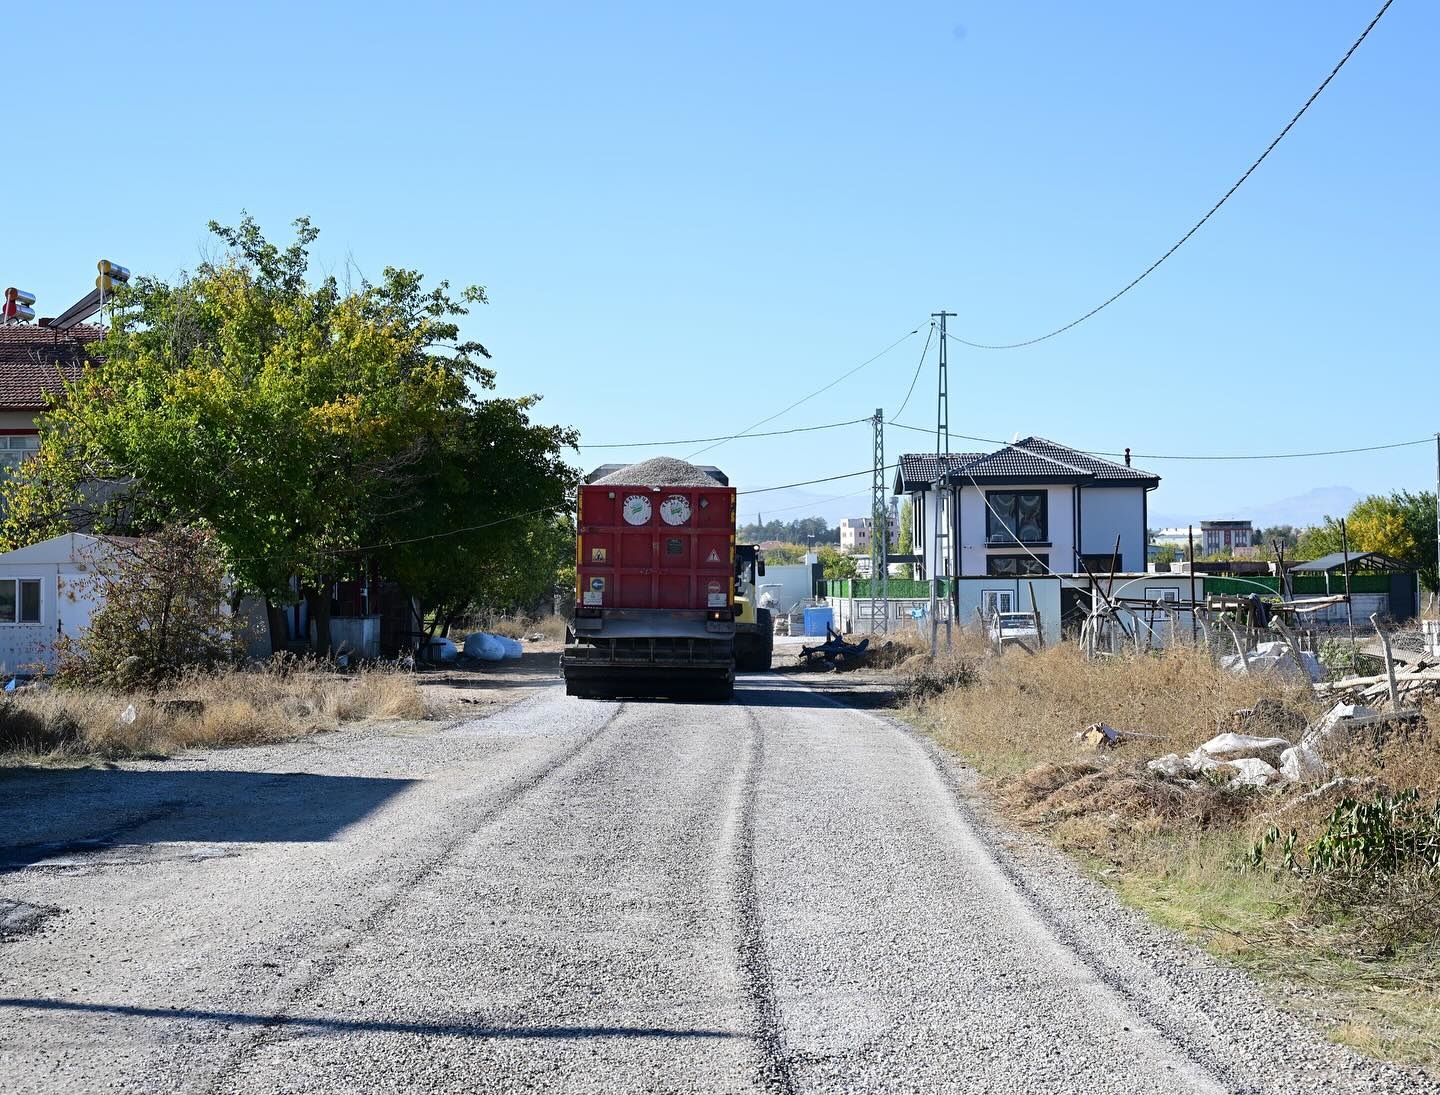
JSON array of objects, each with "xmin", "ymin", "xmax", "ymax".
[
  {"xmin": 622, "ymin": 495, "xmax": 652, "ymax": 525},
  {"xmin": 659, "ymin": 494, "xmax": 692, "ymax": 525},
  {"xmin": 707, "ymin": 579, "xmax": 726, "ymax": 608}
]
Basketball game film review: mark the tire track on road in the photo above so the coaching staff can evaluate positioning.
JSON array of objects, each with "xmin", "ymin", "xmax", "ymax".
[
  {"xmin": 728, "ymin": 705, "xmax": 797, "ymax": 1095},
  {"xmin": 203, "ymin": 695, "xmax": 630, "ymax": 1093},
  {"xmin": 763, "ymin": 672, "xmax": 1236, "ymax": 1094}
]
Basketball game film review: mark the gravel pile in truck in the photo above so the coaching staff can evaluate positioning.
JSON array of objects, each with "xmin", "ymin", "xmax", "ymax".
[{"xmin": 592, "ymin": 457, "xmax": 723, "ymax": 487}]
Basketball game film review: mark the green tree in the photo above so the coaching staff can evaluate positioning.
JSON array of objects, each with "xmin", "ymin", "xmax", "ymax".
[
  {"xmin": 1293, "ymin": 493, "xmax": 1438, "ymax": 592},
  {"xmin": 895, "ymin": 498, "xmax": 914, "ymax": 579},
  {"xmin": 2, "ymin": 216, "xmax": 578, "ymax": 653},
  {"xmin": 817, "ymin": 545, "xmax": 858, "ymax": 580},
  {"xmin": 1152, "ymin": 543, "xmax": 1177, "ymax": 565},
  {"xmin": 1257, "ymin": 524, "xmax": 1299, "ymax": 552},
  {"xmin": 759, "ymin": 543, "xmax": 806, "ymax": 565}
]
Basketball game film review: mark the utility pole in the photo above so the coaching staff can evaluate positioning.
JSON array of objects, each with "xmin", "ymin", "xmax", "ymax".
[
  {"xmin": 870, "ymin": 408, "xmax": 888, "ymax": 635},
  {"xmin": 1434, "ymin": 433, "xmax": 1438, "ymax": 614},
  {"xmin": 931, "ymin": 310, "xmax": 956, "ymax": 654}
]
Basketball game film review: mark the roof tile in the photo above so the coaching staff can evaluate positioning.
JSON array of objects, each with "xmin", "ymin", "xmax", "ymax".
[{"xmin": 0, "ymin": 324, "xmax": 103, "ymax": 410}]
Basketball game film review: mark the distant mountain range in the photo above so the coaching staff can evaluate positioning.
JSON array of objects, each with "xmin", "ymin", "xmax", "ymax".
[{"xmin": 1151, "ymin": 486, "xmax": 1361, "ymax": 531}]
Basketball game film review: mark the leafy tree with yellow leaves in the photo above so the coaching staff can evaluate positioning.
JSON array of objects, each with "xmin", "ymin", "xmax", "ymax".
[{"xmin": 2, "ymin": 217, "xmax": 577, "ymax": 654}]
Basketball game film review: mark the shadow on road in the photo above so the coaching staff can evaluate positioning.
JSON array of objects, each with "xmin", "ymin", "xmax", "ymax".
[
  {"xmin": 0, "ymin": 998, "xmax": 740, "ymax": 1041},
  {"xmin": 736, "ymin": 678, "xmax": 898, "ymax": 711},
  {"xmin": 0, "ymin": 770, "xmax": 418, "ymax": 872}
]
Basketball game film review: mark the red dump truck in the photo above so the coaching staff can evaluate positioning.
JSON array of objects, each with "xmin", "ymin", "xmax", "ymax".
[{"xmin": 563, "ymin": 459, "xmax": 737, "ymax": 700}]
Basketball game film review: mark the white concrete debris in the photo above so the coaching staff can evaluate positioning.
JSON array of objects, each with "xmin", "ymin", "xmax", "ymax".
[
  {"xmin": 1196, "ymin": 732, "xmax": 1291, "ymax": 767},
  {"xmin": 1279, "ymin": 743, "xmax": 1328, "ymax": 784},
  {"xmin": 1147, "ymin": 753, "xmax": 1191, "ymax": 779},
  {"xmin": 593, "ymin": 457, "xmax": 721, "ymax": 487},
  {"xmin": 1303, "ymin": 702, "xmax": 1378, "ymax": 754},
  {"xmin": 1147, "ymin": 700, "xmax": 1383, "ymax": 789},
  {"xmin": 1228, "ymin": 757, "xmax": 1282, "ymax": 788},
  {"xmin": 1220, "ymin": 641, "xmax": 1322, "ymax": 683}
]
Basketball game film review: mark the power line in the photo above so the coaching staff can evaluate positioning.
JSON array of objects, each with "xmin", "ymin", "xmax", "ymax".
[
  {"xmin": 891, "ymin": 321, "xmax": 935, "ymax": 422},
  {"xmin": 738, "ymin": 486, "xmax": 870, "ymax": 524},
  {"xmin": 687, "ymin": 326, "xmax": 922, "ymax": 459},
  {"xmin": 346, "ymin": 465, "xmax": 900, "ymax": 554},
  {"xmin": 946, "ymin": 0, "xmax": 1394, "ymax": 351},
  {"xmin": 889, "ymin": 420, "xmax": 1432, "ymax": 462},
  {"xmin": 578, "ymin": 416, "xmax": 868, "ymax": 450},
  {"xmin": 738, "ymin": 463, "xmax": 898, "ymax": 498}
]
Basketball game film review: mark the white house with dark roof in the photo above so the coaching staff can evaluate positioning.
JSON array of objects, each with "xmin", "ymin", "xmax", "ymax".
[{"xmin": 893, "ymin": 437, "xmax": 1160, "ymax": 580}]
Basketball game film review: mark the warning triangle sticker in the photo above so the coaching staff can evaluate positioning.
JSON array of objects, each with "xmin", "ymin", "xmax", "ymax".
[{"xmin": 706, "ymin": 549, "xmax": 721, "ymax": 563}]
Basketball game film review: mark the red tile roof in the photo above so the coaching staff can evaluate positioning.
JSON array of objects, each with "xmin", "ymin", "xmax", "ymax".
[{"xmin": 0, "ymin": 324, "xmax": 103, "ymax": 411}]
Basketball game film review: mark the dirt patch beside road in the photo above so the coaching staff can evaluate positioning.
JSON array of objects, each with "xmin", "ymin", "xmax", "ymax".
[{"xmin": 418, "ymin": 641, "xmax": 563, "ymax": 715}]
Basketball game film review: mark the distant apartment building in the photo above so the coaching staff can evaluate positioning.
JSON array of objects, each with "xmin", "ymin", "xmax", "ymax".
[
  {"xmin": 839, "ymin": 509, "xmax": 899, "ymax": 554},
  {"xmin": 1201, "ymin": 520, "xmax": 1254, "ymax": 554},
  {"xmin": 1151, "ymin": 521, "xmax": 1255, "ymax": 557}
]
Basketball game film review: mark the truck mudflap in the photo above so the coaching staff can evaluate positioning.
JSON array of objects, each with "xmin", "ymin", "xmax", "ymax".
[{"xmin": 562, "ymin": 637, "xmax": 734, "ymax": 701}]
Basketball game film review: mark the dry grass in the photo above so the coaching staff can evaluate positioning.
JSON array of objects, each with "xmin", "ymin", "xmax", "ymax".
[
  {"xmin": 469, "ymin": 614, "xmax": 568, "ymax": 642},
  {"xmin": 922, "ymin": 641, "xmax": 1323, "ymax": 777},
  {"xmin": 0, "ymin": 662, "xmax": 427, "ymax": 763},
  {"xmin": 902, "ymin": 640, "xmax": 1440, "ymax": 1070}
]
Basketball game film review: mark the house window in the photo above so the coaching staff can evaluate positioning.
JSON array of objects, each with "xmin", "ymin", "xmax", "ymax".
[
  {"xmin": 1144, "ymin": 587, "xmax": 1180, "ymax": 603},
  {"xmin": 1078, "ymin": 552, "xmax": 1123, "ymax": 574},
  {"xmin": 981, "ymin": 590, "xmax": 1015, "ymax": 619},
  {"xmin": 987, "ymin": 554, "xmax": 1049, "ymax": 577},
  {"xmin": 0, "ymin": 578, "xmax": 42, "ymax": 624},
  {"xmin": 0, "ymin": 434, "xmax": 40, "ymax": 475},
  {"xmin": 986, "ymin": 491, "xmax": 1047, "ymax": 543}
]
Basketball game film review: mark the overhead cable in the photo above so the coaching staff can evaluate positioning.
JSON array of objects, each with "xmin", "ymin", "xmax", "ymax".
[
  {"xmin": 687, "ymin": 326, "xmax": 922, "ymax": 459},
  {"xmin": 891, "ymin": 321, "xmax": 936, "ymax": 422},
  {"xmin": 888, "ymin": 421, "xmax": 1430, "ymax": 462},
  {"xmin": 947, "ymin": 0, "xmax": 1394, "ymax": 351},
  {"xmin": 578, "ymin": 416, "xmax": 867, "ymax": 450}
]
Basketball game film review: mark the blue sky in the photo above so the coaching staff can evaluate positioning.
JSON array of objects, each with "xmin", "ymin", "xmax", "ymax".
[{"xmin": 6, "ymin": 2, "xmax": 1435, "ymax": 526}]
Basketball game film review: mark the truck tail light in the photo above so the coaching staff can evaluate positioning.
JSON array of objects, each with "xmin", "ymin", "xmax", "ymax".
[{"xmin": 706, "ymin": 609, "xmax": 729, "ymax": 622}]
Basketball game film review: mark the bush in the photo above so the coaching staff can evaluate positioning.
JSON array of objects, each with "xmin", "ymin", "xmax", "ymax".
[
  {"xmin": 55, "ymin": 526, "xmax": 242, "ymax": 688},
  {"xmin": 902, "ymin": 654, "xmax": 980, "ymax": 705}
]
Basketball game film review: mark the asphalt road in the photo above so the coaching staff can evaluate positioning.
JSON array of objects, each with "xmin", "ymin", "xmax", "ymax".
[{"xmin": 0, "ymin": 673, "xmax": 1431, "ymax": 1094}]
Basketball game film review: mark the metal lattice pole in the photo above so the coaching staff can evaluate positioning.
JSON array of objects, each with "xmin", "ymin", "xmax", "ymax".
[
  {"xmin": 870, "ymin": 408, "xmax": 888, "ymax": 634},
  {"xmin": 933, "ymin": 310, "xmax": 955, "ymax": 650}
]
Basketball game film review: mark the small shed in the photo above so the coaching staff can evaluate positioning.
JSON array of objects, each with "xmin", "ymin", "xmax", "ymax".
[
  {"xmin": 0, "ymin": 533, "xmax": 121, "ymax": 675},
  {"xmin": 1289, "ymin": 551, "xmax": 1419, "ymax": 621}
]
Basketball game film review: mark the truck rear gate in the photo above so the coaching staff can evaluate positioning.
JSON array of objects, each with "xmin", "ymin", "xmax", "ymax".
[{"xmin": 565, "ymin": 478, "xmax": 738, "ymax": 701}]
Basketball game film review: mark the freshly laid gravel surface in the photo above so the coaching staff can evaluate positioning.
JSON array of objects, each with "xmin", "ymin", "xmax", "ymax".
[
  {"xmin": 0, "ymin": 675, "xmax": 1434, "ymax": 1093},
  {"xmin": 592, "ymin": 456, "xmax": 723, "ymax": 486}
]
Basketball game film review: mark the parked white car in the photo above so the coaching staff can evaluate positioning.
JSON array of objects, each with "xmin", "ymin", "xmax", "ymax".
[{"xmin": 988, "ymin": 612, "xmax": 1040, "ymax": 646}]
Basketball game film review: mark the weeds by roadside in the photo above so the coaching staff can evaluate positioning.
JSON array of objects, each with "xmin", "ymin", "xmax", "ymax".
[{"xmin": 0, "ymin": 661, "xmax": 426, "ymax": 763}]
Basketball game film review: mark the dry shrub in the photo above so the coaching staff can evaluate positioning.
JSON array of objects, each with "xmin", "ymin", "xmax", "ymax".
[
  {"xmin": 861, "ymin": 633, "xmax": 929, "ymax": 670},
  {"xmin": 0, "ymin": 662, "xmax": 426, "ymax": 763},
  {"xmin": 919, "ymin": 642, "xmax": 1321, "ymax": 777},
  {"xmin": 334, "ymin": 671, "xmax": 427, "ymax": 721},
  {"xmin": 469, "ymin": 614, "xmax": 567, "ymax": 641},
  {"xmin": 994, "ymin": 758, "xmax": 1255, "ymax": 857}
]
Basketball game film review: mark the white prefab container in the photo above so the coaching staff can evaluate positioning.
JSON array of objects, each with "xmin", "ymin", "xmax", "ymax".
[{"xmin": 0, "ymin": 533, "xmax": 120, "ymax": 675}]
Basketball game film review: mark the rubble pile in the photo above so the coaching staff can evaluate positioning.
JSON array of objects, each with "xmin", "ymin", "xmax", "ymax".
[
  {"xmin": 1144, "ymin": 701, "xmax": 1395, "ymax": 790},
  {"xmin": 1219, "ymin": 640, "xmax": 1323, "ymax": 683},
  {"xmin": 1316, "ymin": 667, "xmax": 1440, "ymax": 706}
]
